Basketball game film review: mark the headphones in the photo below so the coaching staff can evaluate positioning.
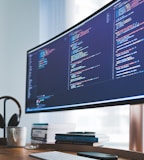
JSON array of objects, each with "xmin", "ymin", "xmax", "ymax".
[{"xmin": 0, "ymin": 96, "xmax": 22, "ymax": 128}]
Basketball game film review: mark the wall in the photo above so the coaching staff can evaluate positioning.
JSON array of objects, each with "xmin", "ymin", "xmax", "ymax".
[
  {"xmin": 0, "ymin": 0, "xmax": 40, "ymax": 141},
  {"xmin": 40, "ymin": 0, "xmax": 67, "ymax": 43}
]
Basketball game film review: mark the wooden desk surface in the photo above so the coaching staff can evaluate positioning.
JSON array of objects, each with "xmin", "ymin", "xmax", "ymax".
[
  {"xmin": 0, "ymin": 146, "xmax": 54, "ymax": 160},
  {"xmin": 0, "ymin": 144, "xmax": 143, "ymax": 160},
  {"xmin": 0, "ymin": 146, "xmax": 126, "ymax": 160}
]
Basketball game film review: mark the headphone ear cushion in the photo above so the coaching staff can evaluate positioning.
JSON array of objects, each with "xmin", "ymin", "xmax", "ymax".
[
  {"xmin": 8, "ymin": 114, "xmax": 20, "ymax": 127},
  {"xmin": 0, "ymin": 114, "xmax": 5, "ymax": 128}
]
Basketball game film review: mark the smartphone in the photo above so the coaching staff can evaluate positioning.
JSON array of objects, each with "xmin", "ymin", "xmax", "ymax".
[{"xmin": 77, "ymin": 151, "xmax": 118, "ymax": 160}]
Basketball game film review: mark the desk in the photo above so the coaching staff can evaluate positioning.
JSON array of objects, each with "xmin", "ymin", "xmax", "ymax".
[
  {"xmin": 0, "ymin": 146, "xmax": 55, "ymax": 160},
  {"xmin": 0, "ymin": 144, "xmax": 144, "ymax": 160}
]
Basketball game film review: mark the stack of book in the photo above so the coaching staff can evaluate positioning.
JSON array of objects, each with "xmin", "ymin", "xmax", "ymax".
[
  {"xmin": 55, "ymin": 132, "xmax": 109, "ymax": 146},
  {"xmin": 31, "ymin": 123, "xmax": 76, "ymax": 144}
]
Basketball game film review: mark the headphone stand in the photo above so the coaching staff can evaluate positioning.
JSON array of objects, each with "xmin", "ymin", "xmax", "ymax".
[
  {"xmin": 0, "ymin": 98, "xmax": 7, "ymax": 145},
  {"xmin": 0, "ymin": 96, "xmax": 22, "ymax": 146}
]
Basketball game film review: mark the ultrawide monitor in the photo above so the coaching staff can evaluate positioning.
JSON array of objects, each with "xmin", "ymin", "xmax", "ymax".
[{"xmin": 25, "ymin": 0, "xmax": 144, "ymax": 113}]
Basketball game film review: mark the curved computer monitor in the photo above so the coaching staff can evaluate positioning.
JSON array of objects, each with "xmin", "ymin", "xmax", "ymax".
[{"xmin": 25, "ymin": 0, "xmax": 144, "ymax": 113}]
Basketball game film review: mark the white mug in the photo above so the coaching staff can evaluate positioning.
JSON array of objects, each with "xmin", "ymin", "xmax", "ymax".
[{"xmin": 7, "ymin": 126, "xmax": 27, "ymax": 147}]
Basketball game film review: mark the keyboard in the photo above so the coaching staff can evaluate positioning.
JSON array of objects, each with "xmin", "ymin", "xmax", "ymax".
[{"xmin": 30, "ymin": 151, "xmax": 97, "ymax": 160}]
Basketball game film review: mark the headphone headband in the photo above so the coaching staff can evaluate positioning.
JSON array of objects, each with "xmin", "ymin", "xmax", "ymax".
[{"xmin": 0, "ymin": 96, "xmax": 22, "ymax": 118}]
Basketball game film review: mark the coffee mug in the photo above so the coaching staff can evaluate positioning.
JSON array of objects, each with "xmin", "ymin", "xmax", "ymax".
[{"xmin": 7, "ymin": 126, "xmax": 27, "ymax": 147}]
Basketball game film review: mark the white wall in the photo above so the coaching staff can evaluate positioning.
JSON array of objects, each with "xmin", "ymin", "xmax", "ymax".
[
  {"xmin": 0, "ymin": 0, "xmax": 40, "ymax": 141},
  {"xmin": 40, "ymin": 0, "xmax": 67, "ymax": 43}
]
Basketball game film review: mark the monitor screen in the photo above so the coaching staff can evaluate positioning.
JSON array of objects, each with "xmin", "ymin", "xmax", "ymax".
[{"xmin": 25, "ymin": 0, "xmax": 144, "ymax": 113}]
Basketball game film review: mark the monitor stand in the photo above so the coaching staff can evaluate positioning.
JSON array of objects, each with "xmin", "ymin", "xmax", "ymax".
[{"xmin": 129, "ymin": 104, "xmax": 144, "ymax": 152}]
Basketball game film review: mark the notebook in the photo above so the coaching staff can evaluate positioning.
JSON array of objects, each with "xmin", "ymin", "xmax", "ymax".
[{"xmin": 30, "ymin": 151, "xmax": 97, "ymax": 160}]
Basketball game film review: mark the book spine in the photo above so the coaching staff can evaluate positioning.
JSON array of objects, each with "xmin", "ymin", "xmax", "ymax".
[
  {"xmin": 55, "ymin": 140, "xmax": 104, "ymax": 147},
  {"xmin": 31, "ymin": 137, "xmax": 47, "ymax": 142},
  {"xmin": 32, "ymin": 123, "xmax": 48, "ymax": 129},
  {"xmin": 55, "ymin": 135, "xmax": 98, "ymax": 143},
  {"xmin": 55, "ymin": 140, "xmax": 93, "ymax": 145},
  {"xmin": 56, "ymin": 133, "xmax": 95, "ymax": 137}
]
